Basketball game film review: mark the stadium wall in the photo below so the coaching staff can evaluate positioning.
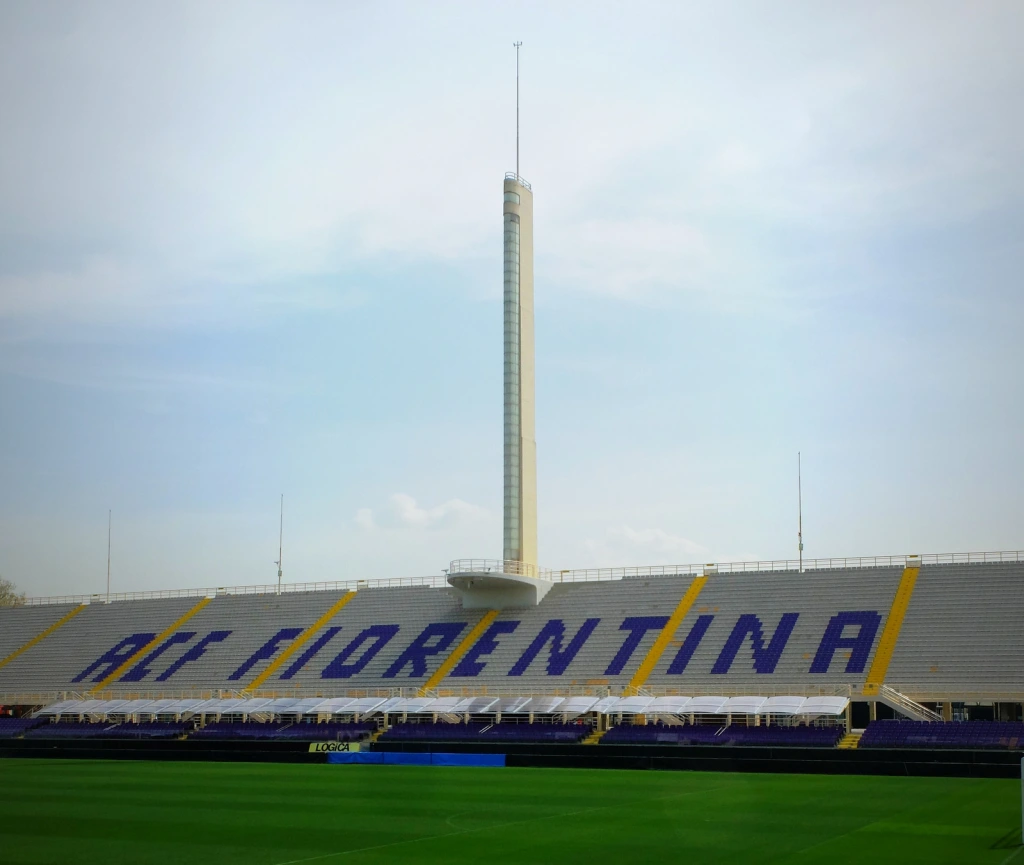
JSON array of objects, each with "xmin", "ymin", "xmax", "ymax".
[{"xmin": 0, "ymin": 737, "xmax": 1018, "ymax": 778}]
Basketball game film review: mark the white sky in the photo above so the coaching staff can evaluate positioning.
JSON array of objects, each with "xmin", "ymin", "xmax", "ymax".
[{"xmin": 1, "ymin": 1, "xmax": 1022, "ymax": 596}]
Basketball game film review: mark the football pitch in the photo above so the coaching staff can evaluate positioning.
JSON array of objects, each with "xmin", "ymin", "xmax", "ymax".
[{"xmin": 0, "ymin": 759, "xmax": 1020, "ymax": 865}]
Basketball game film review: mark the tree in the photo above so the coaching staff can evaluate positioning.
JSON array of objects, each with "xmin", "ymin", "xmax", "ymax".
[{"xmin": 0, "ymin": 577, "xmax": 26, "ymax": 607}]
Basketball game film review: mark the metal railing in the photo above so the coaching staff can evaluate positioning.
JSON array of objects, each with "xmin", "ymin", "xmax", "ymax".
[
  {"xmin": 448, "ymin": 559, "xmax": 537, "ymax": 577},
  {"xmin": 874, "ymin": 684, "xmax": 943, "ymax": 722},
  {"xmin": 19, "ymin": 550, "xmax": 1024, "ymax": 606},
  {"xmin": 504, "ymin": 171, "xmax": 532, "ymax": 190},
  {"xmin": 546, "ymin": 550, "xmax": 1024, "ymax": 584},
  {"xmin": 23, "ymin": 575, "xmax": 448, "ymax": 607}
]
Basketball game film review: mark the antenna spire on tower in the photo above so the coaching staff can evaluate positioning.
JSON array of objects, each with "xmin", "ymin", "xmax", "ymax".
[{"xmin": 514, "ymin": 41, "xmax": 522, "ymax": 178}]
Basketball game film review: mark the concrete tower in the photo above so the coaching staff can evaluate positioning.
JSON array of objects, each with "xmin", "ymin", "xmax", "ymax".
[
  {"xmin": 502, "ymin": 173, "xmax": 536, "ymax": 571},
  {"xmin": 447, "ymin": 45, "xmax": 550, "ymax": 608}
]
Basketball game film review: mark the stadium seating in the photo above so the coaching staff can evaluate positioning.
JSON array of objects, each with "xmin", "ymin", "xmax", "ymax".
[
  {"xmin": 1, "ymin": 562, "xmax": 1021, "ymax": 707},
  {"xmin": 859, "ymin": 720, "xmax": 1024, "ymax": 750},
  {"xmin": 23, "ymin": 722, "xmax": 113, "ymax": 739},
  {"xmin": 0, "ymin": 717, "xmax": 46, "ymax": 738},
  {"xmin": 189, "ymin": 721, "xmax": 290, "ymax": 740},
  {"xmin": 380, "ymin": 722, "xmax": 589, "ymax": 743},
  {"xmin": 96, "ymin": 722, "xmax": 188, "ymax": 739},
  {"xmin": 601, "ymin": 724, "xmax": 842, "ymax": 747},
  {"xmin": 266, "ymin": 722, "xmax": 375, "ymax": 741}
]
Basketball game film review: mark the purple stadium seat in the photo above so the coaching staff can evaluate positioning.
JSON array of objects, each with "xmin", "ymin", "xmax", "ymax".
[
  {"xmin": 859, "ymin": 720, "xmax": 1024, "ymax": 750},
  {"xmin": 601, "ymin": 723, "xmax": 842, "ymax": 747},
  {"xmin": 380, "ymin": 722, "xmax": 589, "ymax": 744}
]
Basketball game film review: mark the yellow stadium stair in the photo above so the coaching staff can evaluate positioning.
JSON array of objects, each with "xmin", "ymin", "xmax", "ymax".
[
  {"xmin": 417, "ymin": 609, "xmax": 500, "ymax": 696},
  {"xmin": 0, "ymin": 604, "xmax": 87, "ymax": 671},
  {"xmin": 583, "ymin": 729, "xmax": 608, "ymax": 745},
  {"xmin": 245, "ymin": 591, "xmax": 357, "ymax": 693},
  {"xmin": 89, "ymin": 597, "xmax": 212, "ymax": 693},
  {"xmin": 366, "ymin": 728, "xmax": 387, "ymax": 745},
  {"xmin": 837, "ymin": 732, "xmax": 862, "ymax": 750},
  {"xmin": 863, "ymin": 564, "xmax": 920, "ymax": 696},
  {"xmin": 624, "ymin": 576, "xmax": 708, "ymax": 694}
]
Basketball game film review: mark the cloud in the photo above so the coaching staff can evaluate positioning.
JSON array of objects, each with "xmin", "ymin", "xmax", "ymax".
[
  {"xmin": 2, "ymin": 2, "xmax": 1020, "ymax": 342},
  {"xmin": 585, "ymin": 526, "xmax": 709, "ymax": 567},
  {"xmin": 355, "ymin": 493, "xmax": 487, "ymax": 532}
]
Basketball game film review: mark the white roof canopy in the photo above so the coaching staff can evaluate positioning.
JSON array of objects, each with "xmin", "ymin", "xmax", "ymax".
[
  {"xmin": 388, "ymin": 697, "xmax": 437, "ymax": 714},
  {"xmin": 558, "ymin": 697, "xmax": 600, "ymax": 718},
  {"xmin": 616, "ymin": 696, "xmax": 655, "ymax": 714},
  {"xmin": 590, "ymin": 696, "xmax": 624, "ymax": 714},
  {"xmin": 647, "ymin": 696, "xmax": 693, "ymax": 714},
  {"xmin": 314, "ymin": 697, "xmax": 358, "ymax": 714},
  {"xmin": 496, "ymin": 696, "xmax": 532, "ymax": 713},
  {"xmin": 686, "ymin": 696, "xmax": 729, "ymax": 714},
  {"xmin": 426, "ymin": 697, "xmax": 464, "ymax": 714},
  {"xmin": 342, "ymin": 697, "xmax": 387, "ymax": 715},
  {"xmin": 452, "ymin": 696, "xmax": 499, "ymax": 713},
  {"xmin": 520, "ymin": 696, "xmax": 566, "ymax": 714},
  {"xmin": 800, "ymin": 696, "xmax": 849, "ymax": 716},
  {"xmin": 762, "ymin": 696, "xmax": 807, "ymax": 715},
  {"xmin": 36, "ymin": 699, "xmax": 84, "ymax": 715},
  {"xmin": 33, "ymin": 693, "xmax": 852, "ymax": 719},
  {"xmin": 723, "ymin": 696, "xmax": 767, "ymax": 715}
]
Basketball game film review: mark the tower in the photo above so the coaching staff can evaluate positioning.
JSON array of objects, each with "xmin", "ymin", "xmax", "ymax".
[
  {"xmin": 502, "ymin": 172, "xmax": 536, "ymax": 571},
  {"xmin": 448, "ymin": 43, "xmax": 550, "ymax": 608},
  {"xmin": 502, "ymin": 41, "xmax": 536, "ymax": 573}
]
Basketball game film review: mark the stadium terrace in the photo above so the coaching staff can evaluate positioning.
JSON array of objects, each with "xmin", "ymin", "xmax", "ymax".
[{"xmin": 2, "ymin": 552, "xmax": 1023, "ymax": 756}]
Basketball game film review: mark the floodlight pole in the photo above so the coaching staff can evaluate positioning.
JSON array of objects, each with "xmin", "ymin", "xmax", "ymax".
[
  {"xmin": 106, "ymin": 509, "xmax": 111, "ymax": 603},
  {"xmin": 798, "ymin": 453, "xmax": 803, "ymax": 574},
  {"xmin": 276, "ymin": 494, "xmax": 284, "ymax": 595}
]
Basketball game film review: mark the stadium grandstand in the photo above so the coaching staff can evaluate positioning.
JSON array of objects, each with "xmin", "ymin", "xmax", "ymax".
[{"xmin": 2, "ymin": 551, "xmax": 1022, "ymax": 755}]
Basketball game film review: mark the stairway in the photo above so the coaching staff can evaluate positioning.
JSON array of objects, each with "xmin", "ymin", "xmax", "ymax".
[
  {"xmin": 582, "ymin": 729, "xmax": 607, "ymax": 746},
  {"xmin": 872, "ymin": 685, "xmax": 943, "ymax": 723},
  {"xmin": 837, "ymin": 731, "xmax": 862, "ymax": 750},
  {"xmin": 366, "ymin": 728, "xmax": 387, "ymax": 745}
]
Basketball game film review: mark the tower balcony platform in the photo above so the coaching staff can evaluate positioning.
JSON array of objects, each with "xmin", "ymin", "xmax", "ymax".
[{"xmin": 446, "ymin": 559, "xmax": 552, "ymax": 610}]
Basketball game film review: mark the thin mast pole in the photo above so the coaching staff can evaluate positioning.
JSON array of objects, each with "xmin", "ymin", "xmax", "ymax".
[
  {"xmin": 514, "ymin": 41, "xmax": 522, "ymax": 178},
  {"xmin": 277, "ymin": 494, "xmax": 284, "ymax": 595},
  {"xmin": 106, "ymin": 509, "xmax": 111, "ymax": 603},
  {"xmin": 798, "ymin": 453, "xmax": 803, "ymax": 573}
]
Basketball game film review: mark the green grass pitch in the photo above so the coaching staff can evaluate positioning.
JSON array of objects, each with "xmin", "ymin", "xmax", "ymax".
[{"xmin": 0, "ymin": 759, "xmax": 1020, "ymax": 864}]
